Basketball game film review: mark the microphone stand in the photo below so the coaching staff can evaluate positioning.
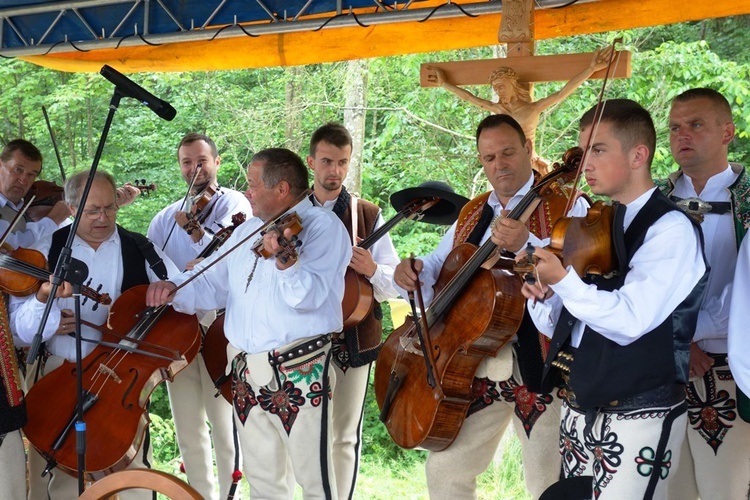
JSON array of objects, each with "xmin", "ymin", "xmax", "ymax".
[{"xmin": 26, "ymin": 88, "xmax": 125, "ymax": 494}]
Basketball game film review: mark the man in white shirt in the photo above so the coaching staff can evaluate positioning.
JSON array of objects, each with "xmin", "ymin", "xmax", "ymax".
[
  {"xmin": 12, "ymin": 169, "xmax": 182, "ymax": 499},
  {"xmin": 147, "ymin": 133, "xmax": 250, "ymax": 500},
  {"xmin": 659, "ymin": 88, "xmax": 750, "ymax": 500},
  {"xmin": 520, "ymin": 99, "xmax": 707, "ymax": 499},
  {"xmin": 392, "ymin": 114, "xmax": 588, "ymax": 499},
  {"xmin": 0, "ymin": 139, "xmax": 70, "ymax": 248},
  {"xmin": 306, "ymin": 122, "xmax": 400, "ymax": 499},
  {"xmin": 147, "ymin": 148, "xmax": 351, "ymax": 499}
]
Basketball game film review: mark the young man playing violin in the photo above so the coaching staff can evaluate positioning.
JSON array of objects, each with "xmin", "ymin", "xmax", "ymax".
[
  {"xmin": 519, "ymin": 99, "xmax": 707, "ymax": 499},
  {"xmin": 147, "ymin": 133, "xmax": 251, "ymax": 500},
  {"xmin": 393, "ymin": 114, "xmax": 588, "ymax": 499},
  {"xmin": 10, "ymin": 169, "xmax": 179, "ymax": 499},
  {"xmin": 147, "ymin": 148, "xmax": 351, "ymax": 499},
  {"xmin": 306, "ymin": 122, "xmax": 400, "ymax": 499}
]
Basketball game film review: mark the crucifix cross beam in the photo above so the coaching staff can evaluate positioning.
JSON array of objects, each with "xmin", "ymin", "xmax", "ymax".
[{"xmin": 420, "ymin": 51, "xmax": 631, "ymax": 88}]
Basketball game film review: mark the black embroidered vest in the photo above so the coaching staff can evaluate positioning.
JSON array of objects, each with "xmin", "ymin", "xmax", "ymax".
[
  {"xmin": 542, "ymin": 190, "xmax": 708, "ymax": 410},
  {"xmin": 48, "ymin": 225, "xmax": 168, "ymax": 292}
]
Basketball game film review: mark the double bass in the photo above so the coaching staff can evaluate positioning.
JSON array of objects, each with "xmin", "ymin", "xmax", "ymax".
[
  {"xmin": 374, "ymin": 148, "xmax": 582, "ymax": 451},
  {"xmin": 23, "ymin": 286, "xmax": 201, "ymax": 479}
]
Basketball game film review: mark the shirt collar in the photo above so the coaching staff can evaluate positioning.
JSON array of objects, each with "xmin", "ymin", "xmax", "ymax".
[
  {"xmin": 623, "ymin": 187, "xmax": 657, "ymax": 231},
  {"xmin": 0, "ymin": 191, "xmax": 20, "ymax": 210},
  {"xmin": 677, "ymin": 164, "xmax": 736, "ymax": 198},
  {"xmin": 487, "ymin": 172, "xmax": 535, "ymax": 213}
]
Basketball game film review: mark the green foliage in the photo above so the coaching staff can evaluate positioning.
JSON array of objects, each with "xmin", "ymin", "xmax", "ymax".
[{"xmin": 4, "ymin": 17, "xmax": 750, "ymax": 495}]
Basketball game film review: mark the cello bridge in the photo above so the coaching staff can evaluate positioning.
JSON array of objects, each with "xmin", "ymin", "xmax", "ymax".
[{"xmin": 97, "ymin": 364, "xmax": 122, "ymax": 383}]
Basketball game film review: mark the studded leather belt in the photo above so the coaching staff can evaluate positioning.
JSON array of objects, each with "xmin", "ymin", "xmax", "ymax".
[{"xmin": 268, "ymin": 333, "xmax": 333, "ymax": 367}]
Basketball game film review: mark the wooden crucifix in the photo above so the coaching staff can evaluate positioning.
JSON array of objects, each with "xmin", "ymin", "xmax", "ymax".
[{"xmin": 420, "ymin": 0, "xmax": 631, "ymax": 172}]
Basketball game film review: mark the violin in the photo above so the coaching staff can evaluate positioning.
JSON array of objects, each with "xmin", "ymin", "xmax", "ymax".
[
  {"xmin": 25, "ymin": 180, "xmax": 157, "ymax": 222},
  {"xmin": 252, "ymin": 212, "xmax": 303, "ymax": 263},
  {"xmin": 0, "ymin": 245, "xmax": 111, "ymax": 307},
  {"xmin": 25, "ymin": 180, "xmax": 65, "ymax": 222},
  {"xmin": 23, "ymin": 284, "xmax": 201, "ymax": 479}
]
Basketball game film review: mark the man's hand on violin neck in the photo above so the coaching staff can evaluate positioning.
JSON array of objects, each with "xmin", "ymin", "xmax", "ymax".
[
  {"xmin": 349, "ymin": 246, "xmax": 377, "ymax": 278},
  {"xmin": 491, "ymin": 217, "xmax": 529, "ymax": 254},
  {"xmin": 35, "ymin": 277, "xmax": 73, "ymax": 303},
  {"xmin": 146, "ymin": 280, "xmax": 177, "ymax": 307},
  {"xmin": 515, "ymin": 246, "xmax": 566, "ymax": 286},
  {"xmin": 393, "ymin": 258, "xmax": 423, "ymax": 291}
]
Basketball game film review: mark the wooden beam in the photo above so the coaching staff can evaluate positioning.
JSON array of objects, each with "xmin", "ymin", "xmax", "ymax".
[
  {"xmin": 420, "ymin": 51, "xmax": 632, "ymax": 87},
  {"xmin": 20, "ymin": 0, "xmax": 749, "ymax": 73}
]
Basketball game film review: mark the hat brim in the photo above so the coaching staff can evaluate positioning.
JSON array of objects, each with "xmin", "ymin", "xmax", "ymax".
[{"xmin": 390, "ymin": 186, "xmax": 469, "ymax": 226}]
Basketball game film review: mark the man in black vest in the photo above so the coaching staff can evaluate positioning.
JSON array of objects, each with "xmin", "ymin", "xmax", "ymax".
[
  {"xmin": 519, "ymin": 99, "xmax": 708, "ymax": 499},
  {"xmin": 11, "ymin": 169, "xmax": 180, "ymax": 500},
  {"xmin": 306, "ymin": 122, "xmax": 400, "ymax": 499}
]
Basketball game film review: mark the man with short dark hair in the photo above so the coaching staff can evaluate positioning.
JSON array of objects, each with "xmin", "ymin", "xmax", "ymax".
[
  {"xmin": 147, "ymin": 148, "xmax": 351, "ymax": 499},
  {"xmin": 147, "ymin": 133, "xmax": 250, "ymax": 499},
  {"xmin": 0, "ymin": 139, "xmax": 70, "ymax": 248},
  {"xmin": 307, "ymin": 122, "xmax": 400, "ymax": 499},
  {"xmin": 521, "ymin": 99, "xmax": 707, "ymax": 498},
  {"xmin": 659, "ymin": 88, "xmax": 750, "ymax": 500}
]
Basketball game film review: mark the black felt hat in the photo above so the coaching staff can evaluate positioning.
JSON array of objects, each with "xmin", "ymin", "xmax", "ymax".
[{"xmin": 389, "ymin": 180, "xmax": 469, "ymax": 226}]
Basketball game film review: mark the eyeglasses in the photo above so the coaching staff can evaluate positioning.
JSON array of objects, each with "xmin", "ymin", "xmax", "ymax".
[{"xmin": 82, "ymin": 205, "xmax": 118, "ymax": 219}]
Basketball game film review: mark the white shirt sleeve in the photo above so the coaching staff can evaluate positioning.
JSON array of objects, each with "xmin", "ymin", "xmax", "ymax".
[{"xmin": 550, "ymin": 211, "xmax": 705, "ymax": 346}]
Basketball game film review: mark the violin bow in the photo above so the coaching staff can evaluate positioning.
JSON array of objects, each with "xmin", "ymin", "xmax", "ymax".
[
  {"xmin": 406, "ymin": 255, "xmax": 440, "ymax": 388},
  {"xmin": 170, "ymin": 188, "xmax": 313, "ymax": 296},
  {"xmin": 161, "ymin": 163, "xmax": 203, "ymax": 251},
  {"xmin": 0, "ymin": 195, "xmax": 36, "ymax": 248},
  {"xmin": 564, "ymin": 37, "xmax": 623, "ymax": 216},
  {"xmin": 42, "ymin": 106, "xmax": 66, "ymax": 182}
]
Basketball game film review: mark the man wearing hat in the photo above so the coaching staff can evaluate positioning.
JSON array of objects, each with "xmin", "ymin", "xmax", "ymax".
[
  {"xmin": 306, "ymin": 122, "xmax": 401, "ymax": 499},
  {"xmin": 393, "ymin": 114, "xmax": 588, "ymax": 499}
]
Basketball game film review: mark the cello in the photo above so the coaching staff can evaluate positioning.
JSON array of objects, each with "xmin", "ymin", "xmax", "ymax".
[
  {"xmin": 374, "ymin": 148, "xmax": 582, "ymax": 451},
  {"xmin": 23, "ymin": 285, "xmax": 200, "ymax": 479}
]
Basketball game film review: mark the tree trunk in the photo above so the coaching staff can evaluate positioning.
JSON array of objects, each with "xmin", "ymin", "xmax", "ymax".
[
  {"xmin": 284, "ymin": 66, "xmax": 305, "ymax": 153},
  {"xmin": 343, "ymin": 59, "xmax": 369, "ymax": 195}
]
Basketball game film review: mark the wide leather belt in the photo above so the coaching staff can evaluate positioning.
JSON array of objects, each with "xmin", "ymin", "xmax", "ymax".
[
  {"xmin": 564, "ymin": 381, "xmax": 686, "ymax": 412},
  {"xmin": 707, "ymin": 352, "xmax": 729, "ymax": 367},
  {"xmin": 268, "ymin": 333, "xmax": 333, "ymax": 367}
]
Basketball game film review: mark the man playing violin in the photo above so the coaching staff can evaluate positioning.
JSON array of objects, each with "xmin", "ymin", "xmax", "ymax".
[
  {"xmin": 306, "ymin": 122, "xmax": 400, "ymax": 499},
  {"xmin": 147, "ymin": 148, "xmax": 351, "ymax": 499},
  {"xmin": 393, "ymin": 114, "xmax": 588, "ymax": 499},
  {"xmin": 10, "ymin": 169, "xmax": 179, "ymax": 500},
  {"xmin": 0, "ymin": 139, "xmax": 71, "ymax": 249},
  {"xmin": 519, "ymin": 99, "xmax": 707, "ymax": 499},
  {"xmin": 659, "ymin": 88, "xmax": 750, "ymax": 500},
  {"xmin": 147, "ymin": 132, "xmax": 251, "ymax": 500}
]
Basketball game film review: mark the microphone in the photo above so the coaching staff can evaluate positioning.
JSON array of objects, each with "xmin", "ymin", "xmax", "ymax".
[{"xmin": 100, "ymin": 65, "xmax": 176, "ymax": 121}]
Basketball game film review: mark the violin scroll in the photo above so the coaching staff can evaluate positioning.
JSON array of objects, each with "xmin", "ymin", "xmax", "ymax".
[
  {"xmin": 252, "ymin": 212, "xmax": 303, "ymax": 264},
  {"xmin": 133, "ymin": 179, "xmax": 157, "ymax": 195}
]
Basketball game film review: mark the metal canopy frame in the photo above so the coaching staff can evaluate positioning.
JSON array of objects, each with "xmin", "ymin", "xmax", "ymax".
[{"xmin": 0, "ymin": 0, "xmax": 576, "ymax": 57}]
